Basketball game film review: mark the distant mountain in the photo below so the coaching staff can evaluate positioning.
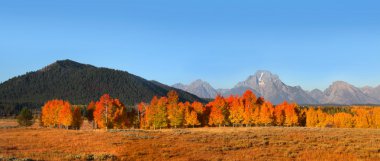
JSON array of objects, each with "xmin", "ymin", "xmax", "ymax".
[
  {"xmin": 321, "ymin": 81, "xmax": 379, "ymax": 105},
  {"xmin": 308, "ymin": 89, "xmax": 326, "ymax": 103},
  {"xmin": 172, "ymin": 83, "xmax": 187, "ymax": 90},
  {"xmin": 0, "ymin": 59, "xmax": 203, "ymax": 115},
  {"xmin": 220, "ymin": 86, "xmax": 260, "ymax": 98},
  {"xmin": 216, "ymin": 88, "xmax": 230, "ymax": 95},
  {"xmin": 172, "ymin": 79, "xmax": 218, "ymax": 98},
  {"xmin": 227, "ymin": 70, "xmax": 317, "ymax": 104},
  {"xmin": 361, "ymin": 85, "xmax": 380, "ymax": 101},
  {"xmin": 175, "ymin": 71, "xmax": 380, "ymax": 105}
]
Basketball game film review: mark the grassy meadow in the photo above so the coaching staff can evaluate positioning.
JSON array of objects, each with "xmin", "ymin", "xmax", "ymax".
[{"xmin": 1, "ymin": 119, "xmax": 380, "ymax": 161}]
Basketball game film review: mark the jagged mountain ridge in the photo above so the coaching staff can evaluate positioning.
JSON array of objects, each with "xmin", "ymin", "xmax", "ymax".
[
  {"xmin": 225, "ymin": 70, "xmax": 318, "ymax": 104},
  {"xmin": 309, "ymin": 81, "xmax": 379, "ymax": 105},
  {"xmin": 173, "ymin": 71, "xmax": 380, "ymax": 105},
  {"xmin": 361, "ymin": 85, "xmax": 380, "ymax": 101}
]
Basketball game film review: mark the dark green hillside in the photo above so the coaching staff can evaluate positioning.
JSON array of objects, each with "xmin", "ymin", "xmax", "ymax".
[{"xmin": 0, "ymin": 60, "xmax": 204, "ymax": 116}]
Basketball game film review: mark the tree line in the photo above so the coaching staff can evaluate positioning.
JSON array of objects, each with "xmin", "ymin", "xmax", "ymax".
[{"xmin": 38, "ymin": 90, "xmax": 380, "ymax": 129}]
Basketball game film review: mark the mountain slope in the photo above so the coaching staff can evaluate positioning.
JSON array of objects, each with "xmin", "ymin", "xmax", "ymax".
[
  {"xmin": 308, "ymin": 89, "xmax": 326, "ymax": 103},
  {"xmin": 227, "ymin": 70, "xmax": 317, "ymax": 104},
  {"xmin": 220, "ymin": 86, "xmax": 260, "ymax": 98},
  {"xmin": 361, "ymin": 85, "xmax": 380, "ymax": 101},
  {"xmin": 172, "ymin": 79, "xmax": 218, "ymax": 98},
  {"xmin": 322, "ymin": 81, "xmax": 379, "ymax": 105},
  {"xmin": 0, "ymin": 60, "xmax": 203, "ymax": 115}
]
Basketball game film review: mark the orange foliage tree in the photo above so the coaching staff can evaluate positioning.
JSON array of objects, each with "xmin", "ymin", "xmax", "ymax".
[
  {"xmin": 41, "ymin": 99, "xmax": 82, "ymax": 129},
  {"xmin": 184, "ymin": 104, "xmax": 200, "ymax": 128},
  {"xmin": 259, "ymin": 101, "xmax": 274, "ymax": 126},
  {"xmin": 274, "ymin": 104, "xmax": 285, "ymax": 126},
  {"xmin": 283, "ymin": 102, "xmax": 299, "ymax": 126},
  {"xmin": 58, "ymin": 103, "xmax": 73, "ymax": 129},
  {"xmin": 208, "ymin": 106, "xmax": 225, "ymax": 127},
  {"xmin": 208, "ymin": 95, "xmax": 229, "ymax": 127},
  {"xmin": 229, "ymin": 96, "xmax": 244, "ymax": 127},
  {"xmin": 191, "ymin": 101, "xmax": 205, "ymax": 125},
  {"xmin": 112, "ymin": 99, "xmax": 128, "ymax": 129},
  {"xmin": 93, "ymin": 94, "xmax": 128, "ymax": 129},
  {"xmin": 242, "ymin": 90, "xmax": 257, "ymax": 126},
  {"xmin": 41, "ymin": 100, "xmax": 57, "ymax": 127},
  {"xmin": 138, "ymin": 102, "xmax": 149, "ymax": 129}
]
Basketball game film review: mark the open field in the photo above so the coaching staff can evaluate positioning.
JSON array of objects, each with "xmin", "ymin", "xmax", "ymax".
[
  {"xmin": 1, "ymin": 120, "xmax": 380, "ymax": 161},
  {"xmin": 0, "ymin": 119, "xmax": 18, "ymax": 128}
]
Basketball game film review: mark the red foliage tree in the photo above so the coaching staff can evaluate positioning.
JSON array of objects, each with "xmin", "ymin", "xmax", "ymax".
[
  {"xmin": 93, "ymin": 94, "xmax": 128, "ymax": 129},
  {"xmin": 72, "ymin": 106, "xmax": 83, "ymax": 129}
]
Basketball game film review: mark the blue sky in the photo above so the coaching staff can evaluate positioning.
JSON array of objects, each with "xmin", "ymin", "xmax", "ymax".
[{"xmin": 1, "ymin": 0, "xmax": 380, "ymax": 91}]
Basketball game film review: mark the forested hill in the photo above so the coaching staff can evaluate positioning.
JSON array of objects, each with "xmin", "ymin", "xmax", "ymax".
[{"xmin": 0, "ymin": 59, "xmax": 204, "ymax": 115}]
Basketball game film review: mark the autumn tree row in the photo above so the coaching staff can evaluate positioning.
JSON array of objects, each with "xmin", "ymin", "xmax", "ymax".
[
  {"xmin": 137, "ymin": 90, "xmax": 300, "ymax": 129},
  {"xmin": 138, "ymin": 91, "xmax": 202, "ymax": 129},
  {"xmin": 306, "ymin": 107, "xmax": 380, "ymax": 128},
  {"xmin": 137, "ymin": 90, "xmax": 380, "ymax": 129},
  {"xmin": 41, "ymin": 90, "xmax": 380, "ymax": 130}
]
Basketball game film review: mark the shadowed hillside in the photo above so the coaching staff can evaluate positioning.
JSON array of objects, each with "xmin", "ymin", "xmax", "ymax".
[{"xmin": 0, "ymin": 60, "xmax": 204, "ymax": 115}]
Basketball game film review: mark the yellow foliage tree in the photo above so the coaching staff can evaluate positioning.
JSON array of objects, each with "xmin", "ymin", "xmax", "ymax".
[
  {"xmin": 373, "ymin": 108, "xmax": 380, "ymax": 128},
  {"xmin": 185, "ymin": 108, "xmax": 200, "ymax": 128},
  {"xmin": 229, "ymin": 96, "xmax": 244, "ymax": 126},
  {"xmin": 306, "ymin": 107, "xmax": 318, "ymax": 127},
  {"xmin": 352, "ymin": 108, "xmax": 370, "ymax": 128},
  {"xmin": 259, "ymin": 101, "xmax": 274, "ymax": 126},
  {"xmin": 58, "ymin": 103, "xmax": 73, "ymax": 129},
  {"xmin": 333, "ymin": 112, "xmax": 353, "ymax": 128}
]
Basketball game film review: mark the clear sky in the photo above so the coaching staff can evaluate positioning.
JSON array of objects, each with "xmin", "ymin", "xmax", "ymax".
[{"xmin": 1, "ymin": 0, "xmax": 380, "ymax": 91}]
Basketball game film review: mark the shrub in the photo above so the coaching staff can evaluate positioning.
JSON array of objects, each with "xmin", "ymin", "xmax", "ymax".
[{"xmin": 17, "ymin": 107, "xmax": 34, "ymax": 126}]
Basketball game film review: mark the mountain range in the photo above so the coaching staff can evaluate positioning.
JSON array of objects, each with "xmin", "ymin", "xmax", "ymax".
[
  {"xmin": 172, "ymin": 70, "xmax": 380, "ymax": 105},
  {"xmin": 1, "ymin": 60, "xmax": 379, "ymax": 116},
  {"xmin": 0, "ymin": 60, "xmax": 203, "ymax": 115}
]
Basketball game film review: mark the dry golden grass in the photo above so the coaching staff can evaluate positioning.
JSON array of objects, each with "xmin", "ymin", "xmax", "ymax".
[
  {"xmin": 0, "ymin": 119, "xmax": 18, "ymax": 127},
  {"xmin": 1, "ymin": 120, "xmax": 380, "ymax": 161}
]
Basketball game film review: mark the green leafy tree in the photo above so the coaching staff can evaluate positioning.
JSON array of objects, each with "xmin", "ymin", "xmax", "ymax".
[
  {"xmin": 152, "ymin": 97, "xmax": 168, "ymax": 129},
  {"xmin": 167, "ymin": 91, "xmax": 184, "ymax": 128},
  {"xmin": 17, "ymin": 107, "xmax": 34, "ymax": 126}
]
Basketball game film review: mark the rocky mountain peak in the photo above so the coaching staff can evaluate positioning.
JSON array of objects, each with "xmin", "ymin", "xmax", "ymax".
[
  {"xmin": 173, "ymin": 71, "xmax": 380, "ymax": 105},
  {"xmin": 323, "ymin": 81, "xmax": 378, "ymax": 104},
  {"xmin": 172, "ymin": 79, "xmax": 217, "ymax": 99}
]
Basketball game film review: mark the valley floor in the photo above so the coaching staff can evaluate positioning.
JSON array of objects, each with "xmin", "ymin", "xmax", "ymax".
[{"xmin": 1, "ymin": 120, "xmax": 380, "ymax": 161}]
